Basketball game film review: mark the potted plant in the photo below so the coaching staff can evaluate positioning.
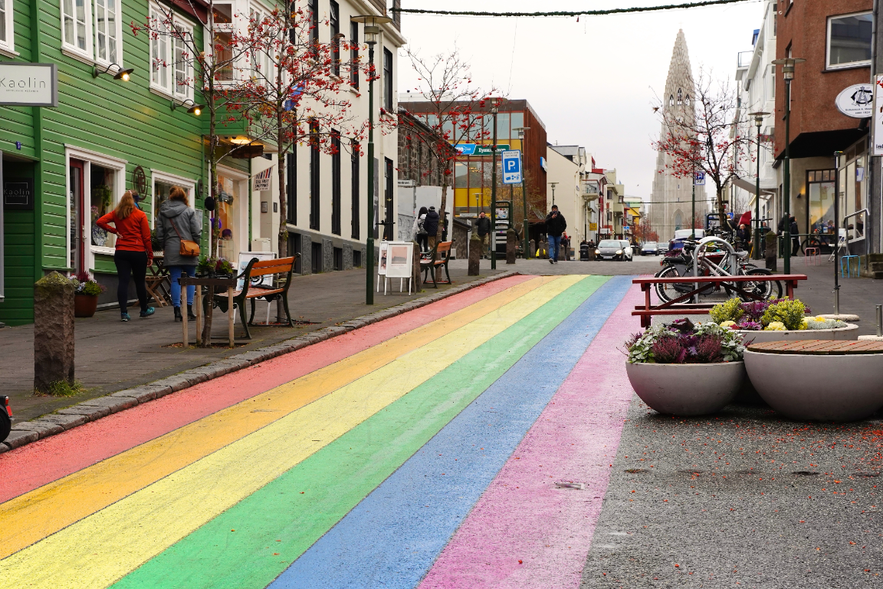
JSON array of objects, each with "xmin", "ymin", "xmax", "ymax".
[
  {"xmin": 71, "ymin": 272, "xmax": 106, "ymax": 317},
  {"xmin": 624, "ymin": 319, "xmax": 747, "ymax": 416},
  {"xmin": 710, "ymin": 297, "xmax": 858, "ymax": 343},
  {"xmin": 196, "ymin": 256, "xmax": 234, "ymax": 278}
]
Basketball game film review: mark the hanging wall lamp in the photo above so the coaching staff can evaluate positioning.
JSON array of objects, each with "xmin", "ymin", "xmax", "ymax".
[
  {"xmin": 92, "ymin": 63, "xmax": 135, "ymax": 81},
  {"xmin": 171, "ymin": 98, "xmax": 204, "ymax": 115}
]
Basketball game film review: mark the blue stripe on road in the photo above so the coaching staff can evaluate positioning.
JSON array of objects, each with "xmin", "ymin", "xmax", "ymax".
[{"xmin": 270, "ymin": 276, "xmax": 633, "ymax": 589}]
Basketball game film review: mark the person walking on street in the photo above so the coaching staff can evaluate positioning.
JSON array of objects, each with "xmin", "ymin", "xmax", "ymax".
[
  {"xmin": 96, "ymin": 190, "xmax": 155, "ymax": 322},
  {"xmin": 545, "ymin": 205, "xmax": 567, "ymax": 264},
  {"xmin": 424, "ymin": 206, "xmax": 440, "ymax": 250},
  {"xmin": 156, "ymin": 186, "xmax": 202, "ymax": 322},
  {"xmin": 412, "ymin": 206, "xmax": 429, "ymax": 252},
  {"xmin": 790, "ymin": 215, "xmax": 800, "ymax": 256},
  {"xmin": 475, "ymin": 211, "xmax": 491, "ymax": 258}
]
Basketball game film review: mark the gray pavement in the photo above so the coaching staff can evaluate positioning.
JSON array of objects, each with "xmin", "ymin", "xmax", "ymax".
[{"xmin": 2, "ymin": 252, "xmax": 882, "ymax": 451}]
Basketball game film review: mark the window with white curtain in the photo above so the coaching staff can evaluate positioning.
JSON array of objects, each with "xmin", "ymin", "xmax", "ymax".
[
  {"xmin": 60, "ymin": 0, "xmax": 124, "ymax": 65},
  {"xmin": 149, "ymin": 7, "xmax": 194, "ymax": 101}
]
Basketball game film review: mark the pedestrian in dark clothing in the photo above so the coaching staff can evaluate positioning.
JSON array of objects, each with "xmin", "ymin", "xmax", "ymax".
[
  {"xmin": 156, "ymin": 186, "xmax": 202, "ymax": 322},
  {"xmin": 412, "ymin": 206, "xmax": 428, "ymax": 251},
  {"xmin": 475, "ymin": 211, "xmax": 491, "ymax": 258},
  {"xmin": 424, "ymin": 207, "xmax": 440, "ymax": 249},
  {"xmin": 545, "ymin": 205, "xmax": 567, "ymax": 264},
  {"xmin": 736, "ymin": 223, "xmax": 751, "ymax": 250},
  {"xmin": 790, "ymin": 215, "xmax": 800, "ymax": 256}
]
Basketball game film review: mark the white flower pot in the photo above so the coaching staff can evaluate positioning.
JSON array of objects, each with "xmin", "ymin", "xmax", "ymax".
[
  {"xmin": 734, "ymin": 323, "xmax": 858, "ymax": 344},
  {"xmin": 744, "ymin": 350, "xmax": 883, "ymax": 421},
  {"xmin": 625, "ymin": 361, "xmax": 745, "ymax": 416}
]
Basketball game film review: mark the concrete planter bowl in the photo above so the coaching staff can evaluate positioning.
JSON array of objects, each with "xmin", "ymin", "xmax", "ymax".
[
  {"xmin": 744, "ymin": 348, "xmax": 883, "ymax": 422},
  {"xmin": 734, "ymin": 324, "xmax": 858, "ymax": 345},
  {"xmin": 625, "ymin": 361, "xmax": 745, "ymax": 416}
]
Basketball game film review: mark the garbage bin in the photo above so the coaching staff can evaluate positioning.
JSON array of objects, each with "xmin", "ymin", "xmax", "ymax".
[{"xmin": 580, "ymin": 243, "xmax": 590, "ymax": 261}]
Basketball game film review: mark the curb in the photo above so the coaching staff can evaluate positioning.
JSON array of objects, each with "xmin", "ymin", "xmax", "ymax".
[{"xmin": 1, "ymin": 272, "xmax": 518, "ymax": 454}]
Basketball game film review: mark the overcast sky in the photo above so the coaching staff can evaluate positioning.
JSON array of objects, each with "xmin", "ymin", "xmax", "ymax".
[{"xmin": 396, "ymin": 0, "xmax": 767, "ymax": 200}]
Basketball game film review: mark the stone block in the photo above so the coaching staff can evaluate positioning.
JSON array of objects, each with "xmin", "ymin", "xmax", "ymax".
[
  {"xmin": 34, "ymin": 272, "xmax": 76, "ymax": 393},
  {"xmin": 3, "ymin": 429, "xmax": 39, "ymax": 449},
  {"xmin": 58, "ymin": 404, "xmax": 111, "ymax": 419},
  {"xmin": 112, "ymin": 387, "xmax": 158, "ymax": 404},
  {"xmin": 40, "ymin": 413, "xmax": 87, "ymax": 429}
]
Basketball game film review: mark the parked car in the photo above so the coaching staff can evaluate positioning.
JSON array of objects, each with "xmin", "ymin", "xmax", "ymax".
[
  {"xmin": 640, "ymin": 242, "xmax": 658, "ymax": 256},
  {"xmin": 668, "ymin": 228, "xmax": 706, "ymax": 251},
  {"xmin": 595, "ymin": 239, "xmax": 634, "ymax": 261},
  {"xmin": 1, "ymin": 396, "xmax": 11, "ymax": 443},
  {"xmin": 657, "ymin": 242, "xmax": 668, "ymax": 255}
]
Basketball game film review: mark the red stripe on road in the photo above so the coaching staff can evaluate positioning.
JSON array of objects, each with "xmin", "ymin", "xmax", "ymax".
[{"xmin": 0, "ymin": 276, "xmax": 531, "ymax": 502}]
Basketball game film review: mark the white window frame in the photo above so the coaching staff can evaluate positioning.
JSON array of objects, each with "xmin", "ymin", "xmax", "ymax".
[
  {"xmin": 149, "ymin": 169, "xmax": 196, "ymax": 229},
  {"xmin": 0, "ymin": 0, "xmax": 16, "ymax": 55},
  {"xmin": 149, "ymin": 5, "xmax": 195, "ymax": 102},
  {"xmin": 206, "ymin": 0, "xmax": 239, "ymax": 86},
  {"xmin": 826, "ymin": 11, "xmax": 873, "ymax": 70},
  {"xmin": 64, "ymin": 145, "xmax": 127, "ymax": 269},
  {"xmin": 248, "ymin": 3, "xmax": 276, "ymax": 84},
  {"xmin": 60, "ymin": 0, "xmax": 124, "ymax": 67}
]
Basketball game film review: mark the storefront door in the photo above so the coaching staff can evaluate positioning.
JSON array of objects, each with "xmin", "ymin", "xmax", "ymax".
[{"xmin": 69, "ymin": 159, "xmax": 86, "ymax": 274}]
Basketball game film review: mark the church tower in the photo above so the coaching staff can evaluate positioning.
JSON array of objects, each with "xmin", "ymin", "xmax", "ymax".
[{"xmin": 648, "ymin": 30, "xmax": 705, "ymax": 242}]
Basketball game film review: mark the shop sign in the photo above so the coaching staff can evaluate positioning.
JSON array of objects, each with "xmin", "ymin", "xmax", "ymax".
[
  {"xmin": 874, "ymin": 76, "xmax": 883, "ymax": 156},
  {"xmin": 3, "ymin": 178, "xmax": 34, "ymax": 210},
  {"xmin": 836, "ymin": 83, "xmax": 873, "ymax": 119},
  {"xmin": 0, "ymin": 63, "xmax": 58, "ymax": 107},
  {"xmin": 253, "ymin": 167, "xmax": 273, "ymax": 191}
]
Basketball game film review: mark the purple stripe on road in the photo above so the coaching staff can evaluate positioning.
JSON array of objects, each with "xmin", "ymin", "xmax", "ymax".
[{"xmin": 418, "ymin": 284, "xmax": 643, "ymax": 589}]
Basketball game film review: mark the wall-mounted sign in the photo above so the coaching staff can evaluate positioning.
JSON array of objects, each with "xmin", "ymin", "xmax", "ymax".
[
  {"xmin": 873, "ymin": 76, "xmax": 883, "ymax": 156},
  {"xmin": 0, "ymin": 63, "xmax": 58, "ymax": 107},
  {"xmin": 3, "ymin": 178, "xmax": 34, "ymax": 210},
  {"xmin": 836, "ymin": 83, "xmax": 873, "ymax": 119}
]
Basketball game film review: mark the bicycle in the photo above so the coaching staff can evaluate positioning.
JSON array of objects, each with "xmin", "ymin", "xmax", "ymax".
[{"xmin": 655, "ymin": 236, "xmax": 783, "ymax": 304}]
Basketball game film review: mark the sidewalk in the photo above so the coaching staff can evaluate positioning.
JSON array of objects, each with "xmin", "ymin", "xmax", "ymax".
[{"xmin": 3, "ymin": 254, "xmax": 882, "ymax": 451}]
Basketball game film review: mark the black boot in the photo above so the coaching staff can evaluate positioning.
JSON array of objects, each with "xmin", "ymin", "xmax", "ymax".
[
  {"xmin": 174, "ymin": 306, "xmax": 183, "ymax": 322},
  {"xmin": 187, "ymin": 304, "xmax": 197, "ymax": 321}
]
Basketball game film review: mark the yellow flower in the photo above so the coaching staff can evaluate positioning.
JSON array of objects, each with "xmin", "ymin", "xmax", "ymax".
[
  {"xmin": 800, "ymin": 318, "xmax": 808, "ymax": 330},
  {"xmin": 765, "ymin": 321, "xmax": 786, "ymax": 331},
  {"xmin": 814, "ymin": 316, "xmax": 827, "ymax": 322},
  {"xmin": 720, "ymin": 321, "xmax": 736, "ymax": 328}
]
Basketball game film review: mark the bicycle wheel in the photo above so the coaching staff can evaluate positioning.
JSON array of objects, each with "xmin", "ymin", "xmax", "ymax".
[
  {"xmin": 655, "ymin": 265, "xmax": 683, "ymax": 303},
  {"xmin": 738, "ymin": 268, "xmax": 782, "ymax": 301}
]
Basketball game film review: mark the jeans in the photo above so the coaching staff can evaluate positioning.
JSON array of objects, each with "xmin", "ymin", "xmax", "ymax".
[
  {"xmin": 548, "ymin": 235, "xmax": 562, "ymax": 261},
  {"xmin": 169, "ymin": 265, "xmax": 197, "ymax": 307},
  {"xmin": 114, "ymin": 250, "xmax": 149, "ymax": 314}
]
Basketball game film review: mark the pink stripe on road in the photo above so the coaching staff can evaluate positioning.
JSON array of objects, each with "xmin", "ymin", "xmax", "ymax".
[
  {"xmin": 418, "ymin": 284, "xmax": 644, "ymax": 589},
  {"xmin": 0, "ymin": 275, "xmax": 532, "ymax": 502}
]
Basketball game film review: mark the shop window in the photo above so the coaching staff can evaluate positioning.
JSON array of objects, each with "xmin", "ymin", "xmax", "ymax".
[
  {"xmin": 149, "ymin": 8, "xmax": 194, "ymax": 101},
  {"xmin": 807, "ymin": 169, "xmax": 835, "ymax": 236},
  {"xmin": 827, "ymin": 12, "xmax": 872, "ymax": 69},
  {"xmin": 151, "ymin": 172, "xmax": 195, "ymax": 229},
  {"xmin": 454, "ymin": 162, "xmax": 467, "ymax": 189},
  {"xmin": 216, "ymin": 171, "xmax": 243, "ymax": 262},
  {"xmin": 61, "ymin": 0, "xmax": 124, "ymax": 65},
  {"xmin": 0, "ymin": 0, "xmax": 15, "ymax": 53}
]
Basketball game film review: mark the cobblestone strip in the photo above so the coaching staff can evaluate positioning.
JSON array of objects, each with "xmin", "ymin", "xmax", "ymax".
[{"xmin": 1, "ymin": 272, "xmax": 518, "ymax": 454}]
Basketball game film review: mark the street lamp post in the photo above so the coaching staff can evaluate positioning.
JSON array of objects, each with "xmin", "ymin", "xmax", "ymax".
[
  {"xmin": 352, "ymin": 13, "xmax": 392, "ymax": 306},
  {"xmin": 748, "ymin": 111, "xmax": 769, "ymax": 260},
  {"xmin": 834, "ymin": 150, "xmax": 842, "ymax": 315},
  {"xmin": 771, "ymin": 57, "xmax": 805, "ymax": 275},
  {"xmin": 513, "ymin": 126, "xmax": 531, "ymax": 258}
]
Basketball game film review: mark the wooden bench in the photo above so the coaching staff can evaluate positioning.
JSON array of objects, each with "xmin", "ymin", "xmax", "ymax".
[
  {"xmin": 632, "ymin": 273, "xmax": 808, "ymax": 328},
  {"xmin": 420, "ymin": 241, "xmax": 453, "ymax": 288},
  {"xmin": 213, "ymin": 255, "xmax": 299, "ymax": 339}
]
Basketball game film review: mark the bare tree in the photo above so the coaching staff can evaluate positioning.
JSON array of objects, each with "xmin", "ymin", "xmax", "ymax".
[{"xmin": 652, "ymin": 71, "xmax": 753, "ymax": 227}]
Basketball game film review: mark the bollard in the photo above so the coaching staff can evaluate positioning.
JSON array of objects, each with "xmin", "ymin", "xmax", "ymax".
[
  {"xmin": 764, "ymin": 231, "xmax": 777, "ymax": 272},
  {"xmin": 34, "ymin": 271, "xmax": 76, "ymax": 393},
  {"xmin": 877, "ymin": 304, "xmax": 882, "ymax": 338},
  {"xmin": 468, "ymin": 234, "xmax": 481, "ymax": 276},
  {"xmin": 529, "ymin": 239, "xmax": 536, "ymax": 259},
  {"xmin": 506, "ymin": 229, "xmax": 517, "ymax": 264}
]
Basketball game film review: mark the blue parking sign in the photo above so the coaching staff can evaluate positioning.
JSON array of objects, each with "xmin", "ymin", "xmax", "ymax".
[
  {"xmin": 694, "ymin": 171, "xmax": 705, "ymax": 186},
  {"xmin": 501, "ymin": 150, "xmax": 522, "ymax": 184}
]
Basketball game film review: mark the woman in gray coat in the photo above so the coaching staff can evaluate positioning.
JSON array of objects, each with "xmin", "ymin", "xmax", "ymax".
[{"xmin": 156, "ymin": 186, "xmax": 201, "ymax": 321}]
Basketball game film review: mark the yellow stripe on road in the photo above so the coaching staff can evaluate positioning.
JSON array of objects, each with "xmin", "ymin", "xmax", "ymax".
[{"xmin": 1, "ymin": 277, "xmax": 584, "ymax": 589}]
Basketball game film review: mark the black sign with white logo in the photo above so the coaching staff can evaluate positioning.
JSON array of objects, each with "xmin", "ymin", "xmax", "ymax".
[{"xmin": 3, "ymin": 178, "xmax": 34, "ymax": 210}]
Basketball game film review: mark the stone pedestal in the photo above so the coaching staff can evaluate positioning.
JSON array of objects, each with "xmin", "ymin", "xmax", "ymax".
[
  {"xmin": 764, "ymin": 231, "xmax": 777, "ymax": 272},
  {"xmin": 34, "ymin": 272, "xmax": 76, "ymax": 393},
  {"xmin": 529, "ymin": 239, "xmax": 536, "ymax": 258},
  {"xmin": 468, "ymin": 234, "xmax": 481, "ymax": 276},
  {"xmin": 506, "ymin": 229, "xmax": 517, "ymax": 264}
]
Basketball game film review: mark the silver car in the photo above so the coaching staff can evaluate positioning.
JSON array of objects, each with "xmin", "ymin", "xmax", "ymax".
[{"xmin": 595, "ymin": 239, "xmax": 634, "ymax": 261}]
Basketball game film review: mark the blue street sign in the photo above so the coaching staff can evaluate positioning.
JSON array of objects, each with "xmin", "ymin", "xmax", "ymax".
[
  {"xmin": 501, "ymin": 150, "xmax": 522, "ymax": 184},
  {"xmin": 694, "ymin": 171, "xmax": 706, "ymax": 186},
  {"xmin": 456, "ymin": 144, "xmax": 477, "ymax": 155}
]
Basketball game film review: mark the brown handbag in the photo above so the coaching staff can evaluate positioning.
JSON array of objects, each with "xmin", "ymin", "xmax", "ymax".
[{"xmin": 170, "ymin": 216, "xmax": 200, "ymax": 257}]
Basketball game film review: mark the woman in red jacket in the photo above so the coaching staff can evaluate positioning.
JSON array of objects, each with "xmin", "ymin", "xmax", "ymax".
[{"xmin": 96, "ymin": 190, "xmax": 155, "ymax": 321}]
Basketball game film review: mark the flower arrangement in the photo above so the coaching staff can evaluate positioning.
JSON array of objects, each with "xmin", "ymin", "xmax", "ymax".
[
  {"xmin": 70, "ymin": 272, "xmax": 106, "ymax": 297},
  {"xmin": 625, "ymin": 319, "xmax": 746, "ymax": 364},
  {"xmin": 711, "ymin": 297, "xmax": 849, "ymax": 331},
  {"xmin": 196, "ymin": 255, "xmax": 234, "ymax": 277}
]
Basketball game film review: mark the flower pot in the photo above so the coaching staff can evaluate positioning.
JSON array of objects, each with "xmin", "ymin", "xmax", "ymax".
[
  {"xmin": 625, "ymin": 361, "xmax": 745, "ymax": 416},
  {"xmin": 734, "ymin": 323, "xmax": 858, "ymax": 344},
  {"xmin": 74, "ymin": 294, "xmax": 99, "ymax": 318},
  {"xmin": 744, "ymin": 348, "xmax": 883, "ymax": 421}
]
